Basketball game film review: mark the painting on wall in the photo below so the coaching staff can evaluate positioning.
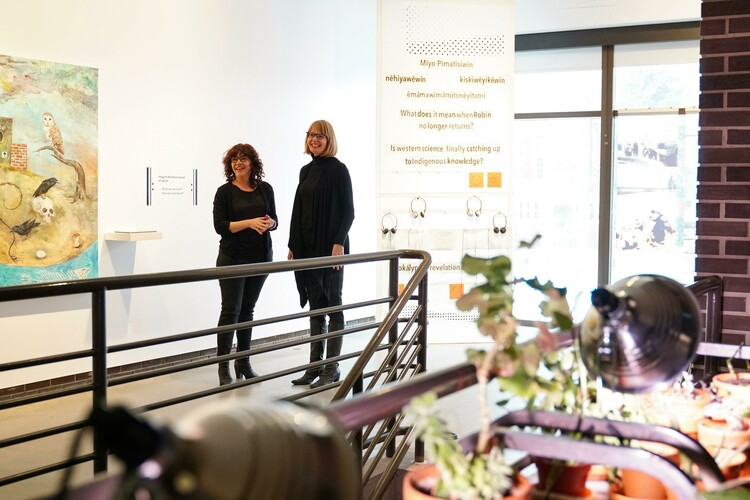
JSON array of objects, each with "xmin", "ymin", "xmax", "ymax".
[{"xmin": 0, "ymin": 54, "xmax": 98, "ymax": 286}]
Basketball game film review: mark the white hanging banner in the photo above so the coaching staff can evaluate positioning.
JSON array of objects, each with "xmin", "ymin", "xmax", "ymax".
[
  {"xmin": 378, "ymin": 0, "xmax": 514, "ymax": 196},
  {"xmin": 377, "ymin": 0, "xmax": 515, "ymax": 341}
]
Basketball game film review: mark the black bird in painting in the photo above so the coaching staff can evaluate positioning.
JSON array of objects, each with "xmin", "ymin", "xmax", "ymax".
[
  {"xmin": 32, "ymin": 177, "xmax": 58, "ymax": 198},
  {"xmin": 11, "ymin": 219, "xmax": 40, "ymax": 237}
]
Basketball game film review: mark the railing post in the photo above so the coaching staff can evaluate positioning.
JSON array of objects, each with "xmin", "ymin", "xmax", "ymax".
[
  {"xmin": 704, "ymin": 286, "xmax": 723, "ymax": 377},
  {"xmin": 415, "ymin": 271, "xmax": 428, "ymax": 463},
  {"xmin": 91, "ymin": 289, "xmax": 108, "ymax": 473},
  {"xmin": 352, "ymin": 375, "xmax": 364, "ymax": 464},
  {"xmin": 417, "ymin": 272, "xmax": 428, "ymax": 376},
  {"xmin": 385, "ymin": 257, "xmax": 401, "ymax": 459},
  {"xmin": 387, "ymin": 257, "xmax": 400, "ymax": 370}
]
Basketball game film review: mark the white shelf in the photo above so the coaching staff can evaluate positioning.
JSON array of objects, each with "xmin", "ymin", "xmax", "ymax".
[{"xmin": 104, "ymin": 231, "xmax": 162, "ymax": 241}]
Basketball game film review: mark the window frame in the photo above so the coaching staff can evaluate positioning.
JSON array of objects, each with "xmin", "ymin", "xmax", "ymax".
[{"xmin": 514, "ymin": 22, "xmax": 700, "ymax": 287}]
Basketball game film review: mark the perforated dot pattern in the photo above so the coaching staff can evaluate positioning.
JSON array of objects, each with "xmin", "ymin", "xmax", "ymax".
[
  {"xmin": 405, "ymin": 3, "xmax": 506, "ymax": 57},
  {"xmin": 399, "ymin": 304, "xmax": 479, "ymax": 322}
]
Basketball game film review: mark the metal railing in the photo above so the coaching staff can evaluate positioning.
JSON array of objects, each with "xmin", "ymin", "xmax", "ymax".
[{"xmin": 0, "ymin": 249, "xmax": 431, "ymax": 497}]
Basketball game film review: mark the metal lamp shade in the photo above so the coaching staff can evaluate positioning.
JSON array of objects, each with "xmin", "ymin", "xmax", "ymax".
[{"xmin": 578, "ymin": 274, "xmax": 701, "ymax": 393}]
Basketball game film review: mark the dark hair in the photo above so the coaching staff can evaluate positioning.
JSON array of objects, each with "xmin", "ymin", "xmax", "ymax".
[{"xmin": 222, "ymin": 143, "xmax": 264, "ymax": 187}]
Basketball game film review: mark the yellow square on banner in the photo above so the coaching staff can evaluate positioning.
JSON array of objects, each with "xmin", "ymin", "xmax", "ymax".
[
  {"xmin": 487, "ymin": 172, "xmax": 502, "ymax": 187},
  {"xmin": 398, "ymin": 283, "xmax": 405, "ymax": 295},
  {"xmin": 449, "ymin": 283, "xmax": 464, "ymax": 299},
  {"xmin": 469, "ymin": 172, "xmax": 484, "ymax": 188}
]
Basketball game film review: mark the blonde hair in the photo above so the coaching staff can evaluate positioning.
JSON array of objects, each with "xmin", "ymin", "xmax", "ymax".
[{"xmin": 304, "ymin": 119, "xmax": 338, "ymax": 157}]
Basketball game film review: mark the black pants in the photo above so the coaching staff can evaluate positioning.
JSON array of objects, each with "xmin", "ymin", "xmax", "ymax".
[
  {"xmin": 216, "ymin": 251, "xmax": 267, "ymax": 355},
  {"xmin": 304, "ymin": 267, "xmax": 344, "ymax": 373},
  {"xmin": 305, "ymin": 267, "xmax": 344, "ymax": 327}
]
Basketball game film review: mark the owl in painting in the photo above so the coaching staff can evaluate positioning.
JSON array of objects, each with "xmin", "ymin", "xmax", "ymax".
[{"xmin": 42, "ymin": 112, "xmax": 65, "ymax": 155}]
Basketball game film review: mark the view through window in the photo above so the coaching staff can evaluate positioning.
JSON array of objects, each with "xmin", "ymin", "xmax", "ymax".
[
  {"xmin": 512, "ymin": 47, "xmax": 601, "ymax": 321},
  {"xmin": 511, "ymin": 40, "xmax": 699, "ymax": 322},
  {"xmin": 611, "ymin": 41, "xmax": 699, "ymax": 286}
]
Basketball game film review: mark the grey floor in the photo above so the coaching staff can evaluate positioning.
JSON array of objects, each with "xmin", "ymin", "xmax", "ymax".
[{"xmin": 0, "ymin": 338, "xmax": 500, "ymax": 500}]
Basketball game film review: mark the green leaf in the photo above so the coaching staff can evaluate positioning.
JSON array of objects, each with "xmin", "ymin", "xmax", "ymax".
[
  {"xmin": 461, "ymin": 254, "xmax": 512, "ymax": 281},
  {"xmin": 554, "ymin": 311, "xmax": 574, "ymax": 331},
  {"xmin": 518, "ymin": 234, "xmax": 541, "ymax": 248},
  {"xmin": 700, "ymin": 490, "xmax": 750, "ymax": 500},
  {"xmin": 498, "ymin": 365, "xmax": 540, "ymax": 400}
]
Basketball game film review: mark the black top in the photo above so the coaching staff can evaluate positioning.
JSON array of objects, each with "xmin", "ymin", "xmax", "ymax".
[
  {"xmin": 213, "ymin": 181, "xmax": 278, "ymax": 262},
  {"xmin": 288, "ymin": 155, "xmax": 354, "ymax": 258}
]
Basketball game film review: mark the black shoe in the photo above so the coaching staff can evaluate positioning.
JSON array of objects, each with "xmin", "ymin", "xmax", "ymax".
[
  {"xmin": 310, "ymin": 369, "xmax": 341, "ymax": 389},
  {"xmin": 218, "ymin": 363, "xmax": 234, "ymax": 386},
  {"xmin": 235, "ymin": 360, "xmax": 259, "ymax": 380},
  {"xmin": 291, "ymin": 370, "xmax": 320, "ymax": 386}
]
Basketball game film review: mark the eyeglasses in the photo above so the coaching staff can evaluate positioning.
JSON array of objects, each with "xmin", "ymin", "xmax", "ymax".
[
  {"xmin": 306, "ymin": 132, "xmax": 327, "ymax": 141},
  {"xmin": 231, "ymin": 157, "xmax": 250, "ymax": 164}
]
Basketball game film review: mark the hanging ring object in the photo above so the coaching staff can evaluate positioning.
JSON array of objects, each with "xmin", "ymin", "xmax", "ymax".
[
  {"xmin": 410, "ymin": 196, "xmax": 427, "ymax": 218},
  {"xmin": 492, "ymin": 212, "xmax": 507, "ymax": 234},
  {"xmin": 466, "ymin": 195, "xmax": 482, "ymax": 217},
  {"xmin": 381, "ymin": 212, "xmax": 398, "ymax": 234}
]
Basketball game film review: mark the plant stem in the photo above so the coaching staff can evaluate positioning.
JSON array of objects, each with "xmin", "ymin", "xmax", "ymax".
[
  {"xmin": 728, "ymin": 342, "xmax": 743, "ymax": 379},
  {"xmin": 476, "ymin": 327, "xmax": 504, "ymax": 454}
]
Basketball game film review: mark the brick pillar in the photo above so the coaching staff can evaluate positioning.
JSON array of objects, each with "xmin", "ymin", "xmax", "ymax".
[{"xmin": 699, "ymin": 0, "xmax": 750, "ymax": 343}]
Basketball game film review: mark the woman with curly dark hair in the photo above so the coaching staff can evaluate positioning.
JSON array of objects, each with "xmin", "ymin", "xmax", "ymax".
[{"xmin": 212, "ymin": 143, "xmax": 277, "ymax": 385}]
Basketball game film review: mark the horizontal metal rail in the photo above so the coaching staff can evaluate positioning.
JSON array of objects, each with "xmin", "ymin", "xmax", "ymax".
[{"xmin": 0, "ymin": 251, "xmax": 414, "ymax": 301}]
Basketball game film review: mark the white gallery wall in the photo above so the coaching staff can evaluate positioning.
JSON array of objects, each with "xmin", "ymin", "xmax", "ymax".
[{"xmin": 0, "ymin": 0, "xmax": 698, "ymax": 387}]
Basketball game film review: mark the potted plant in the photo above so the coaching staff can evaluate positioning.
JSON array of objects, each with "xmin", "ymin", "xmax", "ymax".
[
  {"xmin": 403, "ymin": 392, "xmax": 532, "ymax": 500},
  {"xmin": 712, "ymin": 355, "xmax": 750, "ymax": 401},
  {"xmin": 643, "ymin": 371, "xmax": 714, "ymax": 439},
  {"xmin": 402, "ymin": 238, "xmax": 582, "ymax": 499},
  {"xmin": 616, "ymin": 439, "xmax": 680, "ymax": 499}
]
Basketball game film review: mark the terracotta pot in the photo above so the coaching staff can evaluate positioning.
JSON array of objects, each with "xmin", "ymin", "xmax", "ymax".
[
  {"xmin": 533, "ymin": 457, "xmax": 591, "ymax": 497},
  {"xmin": 610, "ymin": 480, "xmax": 675, "ymax": 500},
  {"xmin": 712, "ymin": 372, "xmax": 750, "ymax": 400},
  {"xmin": 694, "ymin": 451, "xmax": 746, "ymax": 491},
  {"xmin": 401, "ymin": 463, "xmax": 532, "ymax": 500},
  {"xmin": 610, "ymin": 481, "xmax": 642, "ymax": 500},
  {"xmin": 648, "ymin": 388, "xmax": 712, "ymax": 438},
  {"xmin": 620, "ymin": 441, "xmax": 679, "ymax": 499},
  {"xmin": 717, "ymin": 450, "xmax": 747, "ymax": 481},
  {"xmin": 697, "ymin": 418, "xmax": 750, "ymax": 451}
]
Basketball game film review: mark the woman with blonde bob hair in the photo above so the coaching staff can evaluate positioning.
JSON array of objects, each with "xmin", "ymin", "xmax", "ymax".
[
  {"xmin": 303, "ymin": 119, "xmax": 338, "ymax": 157},
  {"xmin": 288, "ymin": 120, "xmax": 355, "ymax": 388}
]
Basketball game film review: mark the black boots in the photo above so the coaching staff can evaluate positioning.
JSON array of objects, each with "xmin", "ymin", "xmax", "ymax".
[
  {"xmin": 234, "ymin": 329, "xmax": 258, "ymax": 380},
  {"xmin": 218, "ymin": 363, "xmax": 234, "ymax": 386},
  {"xmin": 217, "ymin": 331, "xmax": 234, "ymax": 386},
  {"xmin": 310, "ymin": 319, "xmax": 344, "ymax": 389},
  {"xmin": 290, "ymin": 370, "xmax": 319, "ymax": 385},
  {"xmin": 291, "ymin": 319, "xmax": 326, "ymax": 385},
  {"xmin": 217, "ymin": 329, "xmax": 259, "ymax": 385},
  {"xmin": 309, "ymin": 364, "xmax": 340, "ymax": 389},
  {"xmin": 234, "ymin": 359, "xmax": 258, "ymax": 380}
]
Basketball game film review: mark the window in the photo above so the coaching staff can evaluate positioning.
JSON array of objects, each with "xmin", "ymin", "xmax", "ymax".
[
  {"xmin": 512, "ymin": 37, "xmax": 699, "ymax": 322},
  {"xmin": 611, "ymin": 41, "xmax": 699, "ymax": 285}
]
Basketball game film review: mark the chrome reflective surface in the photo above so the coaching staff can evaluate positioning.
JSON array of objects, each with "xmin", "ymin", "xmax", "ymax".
[{"xmin": 579, "ymin": 274, "xmax": 701, "ymax": 393}]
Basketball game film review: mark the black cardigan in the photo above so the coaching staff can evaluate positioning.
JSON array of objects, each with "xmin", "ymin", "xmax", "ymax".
[
  {"xmin": 213, "ymin": 180, "xmax": 278, "ymax": 262},
  {"xmin": 288, "ymin": 155, "xmax": 354, "ymax": 258},
  {"xmin": 288, "ymin": 155, "xmax": 355, "ymax": 307}
]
